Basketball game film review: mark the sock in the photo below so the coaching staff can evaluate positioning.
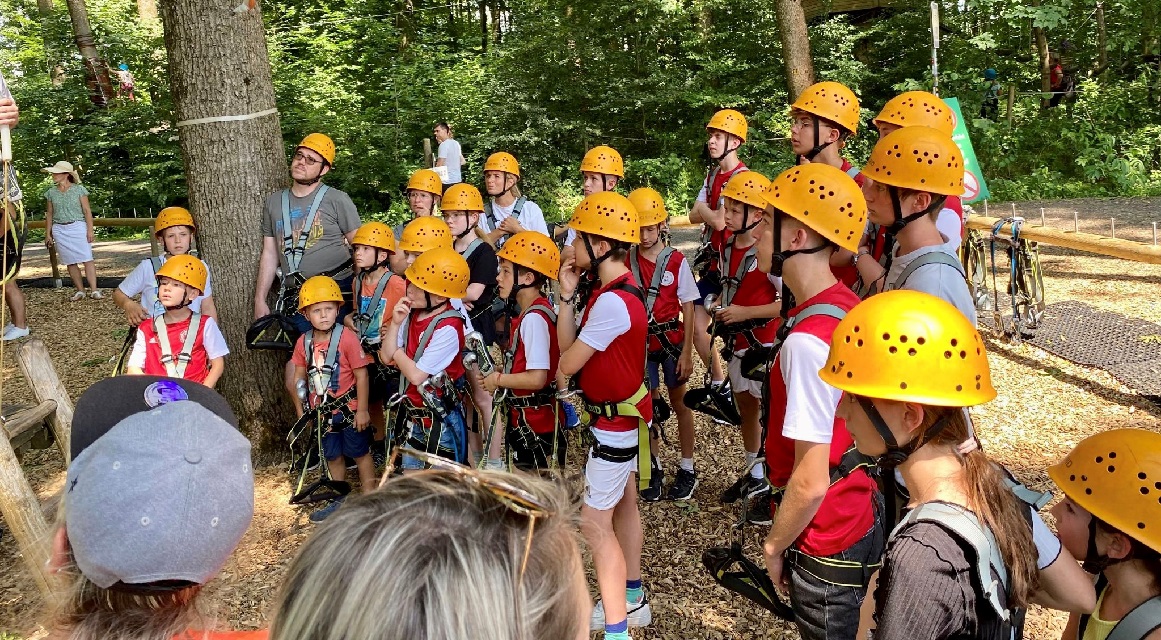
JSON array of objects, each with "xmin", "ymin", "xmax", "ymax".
[
  {"xmin": 747, "ymin": 452, "xmax": 764, "ymax": 479},
  {"xmin": 626, "ymin": 580, "xmax": 644, "ymax": 603},
  {"xmin": 605, "ymin": 619, "xmax": 629, "ymax": 636},
  {"xmin": 605, "ymin": 632, "xmax": 630, "ymax": 640},
  {"xmin": 680, "ymin": 457, "xmax": 695, "ymax": 472}
]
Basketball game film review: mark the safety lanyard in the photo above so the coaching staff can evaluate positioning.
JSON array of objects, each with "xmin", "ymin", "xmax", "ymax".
[
  {"xmin": 304, "ymin": 325, "xmax": 344, "ymax": 399},
  {"xmin": 353, "ymin": 271, "xmax": 394, "ymax": 339},
  {"xmin": 280, "ymin": 185, "xmax": 330, "ymax": 274},
  {"xmin": 503, "ymin": 303, "xmax": 557, "ymax": 374},
  {"xmin": 396, "ymin": 308, "xmax": 462, "ymax": 396},
  {"xmin": 629, "ymin": 246, "xmax": 675, "ymax": 321},
  {"xmin": 720, "ymin": 240, "xmax": 757, "ymax": 307},
  {"xmin": 154, "ymin": 312, "xmax": 203, "ymax": 378}
]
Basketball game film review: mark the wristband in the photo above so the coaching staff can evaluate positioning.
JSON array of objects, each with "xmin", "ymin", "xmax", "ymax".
[{"xmin": 559, "ymin": 292, "xmax": 576, "ymax": 304}]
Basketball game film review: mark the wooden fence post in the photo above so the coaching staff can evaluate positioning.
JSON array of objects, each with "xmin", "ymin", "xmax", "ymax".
[
  {"xmin": 16, "ymin": 340, "xmax": 73, "ymax": 464},
  {"xmin": 47, "ymin": 244, "xmax": 62, "ymax": 289},
  {"xmin": 1006, "ymin": 84, "xmax": 1016, "ymax": 126},
  {"xmin": 423, "ymin": 138, "xmax": 433, "ymax": 168},
  {"xmin": 0, "ymin": 430, "xmax": 54, "ymax": 598}
]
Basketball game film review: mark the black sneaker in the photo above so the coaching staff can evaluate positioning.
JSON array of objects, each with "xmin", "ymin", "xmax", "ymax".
[
  {"xmin": 721, "ymin": 473, "xmax": 766, "ymax": 504},
  {"xmin": 666, "ymin": 468, "xmax": 699, "ymax": 501},
  {"xmin": 371, "ymin": 440, "xmax": 387, "ymax": 469},
  {"xmin": 743, "ymin": 492, "xmax": 773, "ymax": 526},
  {"xmin": 640, "ymin": 467, "xmax": 665, "ymax": 502}
]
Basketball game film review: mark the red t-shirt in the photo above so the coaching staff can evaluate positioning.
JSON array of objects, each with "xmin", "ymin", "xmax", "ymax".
[
  {"xmin": 507, "ymin": 298, "xmax": 560, "ymax": 434},
  {"xmin": 627, "ymin": 248, "xmax": 687, "ymax": 353},
  {"xmin": 702, "ymin": 162, "xmax": 748, "ymax": 272},
  {"xmin": 577, "ymin": 272, "xmax": 652, "ymax": 432},
  {"xmin": 718, "ymin": 240, "xmax": 779, "ymax": 350},
  {"xmin": 764, "ymin": 282, "xmax": 877, "ymax": 556},
  {"xmin": 138, "ymin": 314, "xmax": 213, "ymax": 384},
  {"xmin": 831, "ymin": 158, "xmax": 872, "ymax": 288},
  {"xmin": 402, "ymin": 310, "xmax": 466, "ymax": 407},
  {"xmin": 292, "ymin": 327, "xmax": 370, "ymax": 411}
]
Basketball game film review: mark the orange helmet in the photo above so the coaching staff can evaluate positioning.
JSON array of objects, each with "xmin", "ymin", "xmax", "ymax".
[
  {"xmin": 297, "ymin": 133, "xmax": 336, "ymax": 166},
  {"xmin": 155, "ymin": 255, "xmax": 207, "ymax": 294},
  {"xmin": 497, "ymin": 231, "xmax": 560, "ymax": 280},
  {"xmin": 873, "ymin": 91, "xmax": 956, "ymax": 136},
  {"xmin": 790, "ymin": 82, "xmax": 860, "ymax": 134},
  {"xmin": 707, "ymin": 109, "xmax": 748, "ymax": 142},
  {"xmin": 580, "ymin": 145, "xmax": 624, "ymax": 178},
  {"xmin": 154, "ymin": 207, "xmax": 196, "ymax": 237}
]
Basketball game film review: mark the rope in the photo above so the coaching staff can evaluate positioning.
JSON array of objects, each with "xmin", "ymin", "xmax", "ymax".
[{"xmin": 0, "ymin": 71, "xmax": 14, "ymax": 419}]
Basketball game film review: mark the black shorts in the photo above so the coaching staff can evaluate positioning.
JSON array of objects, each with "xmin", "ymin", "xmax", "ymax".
[{"xmin": 509, "ymin": 427, "xmax": 566, "ymax": 471}]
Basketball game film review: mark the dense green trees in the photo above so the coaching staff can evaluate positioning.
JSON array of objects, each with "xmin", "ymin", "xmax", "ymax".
[{"xmin": 1, "ymin": 0, "xmax": 1158, "ymax": 223}]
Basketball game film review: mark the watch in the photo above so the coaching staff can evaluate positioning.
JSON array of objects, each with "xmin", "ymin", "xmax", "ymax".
[{"xmin": 852, "ymin": 248, "xmax": 871, "ymax": 267}]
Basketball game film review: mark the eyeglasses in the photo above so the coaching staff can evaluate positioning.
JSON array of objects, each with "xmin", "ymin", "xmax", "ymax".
[
  {"xmin": 381, "ymin": 446, "xmax": 552, "ymax": 578},
  {"xmin": 292, "ymin": 151, "xmax": 323, "ymax": 166}
]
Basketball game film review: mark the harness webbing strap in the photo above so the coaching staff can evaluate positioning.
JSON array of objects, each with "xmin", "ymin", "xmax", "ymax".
[
  {"xmin": 396, "ymin": 308, "xmax": 463, "ymax": 396},
  {"xmin": 484, "ymin": 195, "xmax": 527, "ymax": 235},
  {"xmin": 583, "ymin": 383, "xmax": 652, "ymax": 489},
  {"xmin": 503, "ymin": 303, "xmax": 557, "ymax": 375},
  {"xmin": 720, "ymin": 241, "xmax": 758, "ymax": 308},
  {"xmin": 461, "ymin": 238, "xmax": 484, "ymax": 262},
  {"xmin": 629, "ymin": 245, "xmax": 676, "ymax": 320},
  {"xmin": 280, "ymin": 185, "xmax": 329, "ymax": 273},
  {"xmin": 305, "ymin": 326, "xmax": 345, "ymax": 398},
  {"xmin": 1102, "ymin": 594, "xmax": 1161, "ymax": 640},
  {"xmin": 889, "ymin": 250, "xmax": 965, "ymax": 291},
  {"xmin": 154, "ymin": 312, "xmax": 203, "ymax": 379},
  {"xmin": 353, "ymin": 271, "xmax": 394, "ymax": 341}
]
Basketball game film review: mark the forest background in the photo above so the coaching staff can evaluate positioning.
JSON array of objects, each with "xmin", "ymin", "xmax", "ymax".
[{"xmin": 1, "ymin": 0, "xmax": 1159, "ymax": 228}]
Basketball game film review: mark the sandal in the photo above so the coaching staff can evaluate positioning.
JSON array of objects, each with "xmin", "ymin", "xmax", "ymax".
[
  {"xmin": 89, "ymin": 290, "xmax": 104, "ymax": 299},
  {"xmin": 69, "ymin": 291, "xmax": 86, "ymax": 302}
]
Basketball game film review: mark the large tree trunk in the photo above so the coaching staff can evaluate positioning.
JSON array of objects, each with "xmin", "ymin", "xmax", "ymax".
[
  {"xmin": 1031, "ymin": 0, "xmax": 1051, "ymax": 109},
  {"xmin": 775, "ymin": 0, "xmax": 815, "ymax": 100},
  {"xmin": 37, "ymin": 0, "xmax": 53, "ymax": 15},
  {"xmin": 159, "ymin": 0, "xmax": 292, "ymax": 448},
  {"xmin": 1095, "ymin": 2, "xmax": 1107, "ymax": 78},
  {"xmin": 64, "ymin": 0, "xmax": 114, "ymax": 106}
]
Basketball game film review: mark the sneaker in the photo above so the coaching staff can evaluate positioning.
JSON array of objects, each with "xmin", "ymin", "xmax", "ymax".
[
  {"xmin": 665, "ymin": 468, "xmax": 699, "ymax": 501},
  {"xmin": 743, "ymin": 491, "xmax": 773, "ymax": 526},
  {"xmin": 639, "ymin": 467, "xmax": 664, "ymax": 502},
  {"xmin": 69, "ymin": 291, "xmax": 86, "ymax": 302},
  {"xmin": 308, "ymin": 497, "xmax": 345, "ymax": 523},
  {"xmin": 590, "ymin": 591, "xmax": 653, "ymax": 631},
  {"xmin": 2, "ymin": 325, "xmax": 29, "ymax": 341},
  {"xmin": 89, "ymin": 290, "xmax": 104, "ymax": 299},
  {"xmin": 720, "ymin": 473, "xmax": 766, "ymax": 505},
  {"xmin": 371, "ymin": 445, "xmax": 386, "ymax": 469}
]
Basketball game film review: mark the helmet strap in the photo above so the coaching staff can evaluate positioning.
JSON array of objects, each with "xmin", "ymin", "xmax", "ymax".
[
  {"xmin": 709, "ymin": 136, "xmax": 741, "ymax": 163},
  {"xmin": 888, "ymin": 187, "xmax": 946, "ymax": 235},
  {"xmin": 581, "ymin": 233, "xmax": 612, "ymax": 273},
  {"xmin": 374, "ymin": 248, "xmax": 392, "ymax": 270},
  {"xmin": 801, "ymin": 115, "xmax": 833, "ymax": 162},
  {"xmin": 1081, "ymin": 516, "xmax": 1126, "ymax": 573},
  {"xmin": 413, "ymin": 291, "xmax": 445, "ymax": 314},
  {"xmin": 857, "ymin": 396, "xmax": 953, "ymax": 469},
  {"xmin": 767, "ymin": 209, "xmax": 829, "ymax": 277}
]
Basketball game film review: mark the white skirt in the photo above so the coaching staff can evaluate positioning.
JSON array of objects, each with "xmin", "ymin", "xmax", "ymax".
[{"xmin": 52, "ymin": 222, "xmax": 93, "ymax": 265}]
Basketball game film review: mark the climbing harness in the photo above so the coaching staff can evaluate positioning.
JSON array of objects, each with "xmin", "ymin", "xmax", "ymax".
[
  {"xmin": 153, "ymin": 312, "xmax": 204, "ymax": 379},
  {"xmin": 987, "ymin": 216, "xmax": 1045, "ymax": 340},
  {"xmin": 391, "ymin": 308, "xmax": 468, "ymax": 464},
  {"xmin": 629, "ymin": 245, "xmax": 685, "ymax": 363},
  {"xmin": 493, "ymin": 303, "xmax": 564, "ymax": 472},
  {"xmin": 287, "ymin": 326, "xmax": 355, "ymax": 504}
]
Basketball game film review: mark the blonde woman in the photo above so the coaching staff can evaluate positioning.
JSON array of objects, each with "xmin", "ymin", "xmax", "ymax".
[
  {"xmin": 271, "ymin": 449, "xmax": 590, "ymax": 640},
  {"xmin": 42, "ymin": 160, "xmax": 99, "ymax": 300}
]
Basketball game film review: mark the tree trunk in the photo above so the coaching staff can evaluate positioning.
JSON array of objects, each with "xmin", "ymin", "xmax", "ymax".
[
  {"xmin": 159, "ymin": 0, "xmax": 293, "ymax": 448},
  {"xmin": 1031, "ymin": 0, "xmax": 1050, "ymax": 110},
  {"xmin": 37, "ymin": 0, "xmax": 53, "ymax": 15},
  {"xmin": 137, "ymin": 0, "xmax": 158, "ymax": 22},
  {"xmin": 1095, "ymin": 2, "xmax": 1107, "ymax": 79},
  {"xmin": 64, "ymin": 0, "xmax": 114, "ymax": 106},
  {"xmin": 775, "ymin": 0, "xmax": 815, "ymax": 100},
  {"xmin": 478, "ymin": 0, "xmax": 488, "ymax": 52}
]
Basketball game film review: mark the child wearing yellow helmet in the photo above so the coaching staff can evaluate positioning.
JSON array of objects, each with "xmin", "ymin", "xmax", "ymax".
[
  {"xmin": 479, "ymin": 152, "xmax": 549, "ymax": 248},
  {"xmin": 126, "ymin": 255, "xmax": 228, "ymax": 388},
  {"xmin": 115, "ymin": 207, "xmax": 217, "ymax": 325},
  {"xmin": 1050, "ymin": 429, "xmax": 1161, "ymax": 640}
]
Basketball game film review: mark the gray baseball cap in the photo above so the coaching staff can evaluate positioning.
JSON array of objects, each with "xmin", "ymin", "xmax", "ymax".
[{"xmin": 64, "ymin": 400, "xmax": 254, "ymax": 589}]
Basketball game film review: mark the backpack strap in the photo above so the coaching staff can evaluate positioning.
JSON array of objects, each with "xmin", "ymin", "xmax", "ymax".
[
  {"xmin": 305, "ymin": 325, "xmax": 345, "ymax": 398},
  {"xmin": 1106, "ymin": 595, "xmax": 1161, "ymax": 640},
  {"xmin": 893, "ymin": 502, "xmax": 1013, "ymax": 626},
  {"xmin": 153, "ymin": 312, "xmax": 204, "ymax": 378},
  {"xmin": 397, "ymin": 308, "xmax": 463, "ymax": 396},
  {"xmin": 280, "ymin": 185, "xmax": 330, "ymax": 273},
  {"xmin": 504, "ymin": 303, "xmax": 557, "ymax": 374},
  {"xmin": 889, "ymin": 250, "xmax": 965, "ymax": 291}
]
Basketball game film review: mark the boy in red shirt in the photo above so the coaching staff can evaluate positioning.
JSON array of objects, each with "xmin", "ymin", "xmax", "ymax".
[
  {"xmin": 714, "ymin": 171, "xmax": 781, "ymax": 507},
  {"xmin": 291, "ymin": 276, "xmax": 372, "ymax": 522},
  {"xmin": 626, "ymin": 187, "xmax": 699, "ymax": 502},
  {"xmin": 126, "ymin": 255, "xmax": 228, "ymax": 388},
  {"xmin": 558, "ymin": 192, "xmax": 652, "ymax": 639},
  {"xmin": 758, "ymin": 164, "xmax": 882, "ymax": 639},
  {"xmin": 479, "ymin": 231, "xmax": 564, "ymax": 471}
]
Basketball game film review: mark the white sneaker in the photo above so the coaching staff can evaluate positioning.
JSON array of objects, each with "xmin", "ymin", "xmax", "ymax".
[
  {"xmin": 69, "ymin": 291, "xmax": 86, "ymax": 301},
  {"xmin": 89, "ymin": 290, "xmax": 104, "ymax": 299},
  {"xmin": 2, "ymin": 325, "xmax": 29, "ymax": 341},
  {"xmin": 589, "ymin": 592, "xmax": 652, "ymax": 631}
]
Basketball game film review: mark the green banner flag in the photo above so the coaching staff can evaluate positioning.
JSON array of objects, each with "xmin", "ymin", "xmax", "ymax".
[{"xmin": 942, "ymin": 97, "xmax": 990, "ymax": 203}]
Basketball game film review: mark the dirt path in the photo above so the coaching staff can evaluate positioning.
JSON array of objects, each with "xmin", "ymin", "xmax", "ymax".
[{"xmin": 0, "ymin": 199, "xmax": 1158, "ymax": 638}]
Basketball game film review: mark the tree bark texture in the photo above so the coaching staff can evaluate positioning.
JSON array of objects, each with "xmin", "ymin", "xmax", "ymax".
[
  {"xmin": 1095, "ymin": 2, "xmax": 1107, "ymax": 78},
  {"xmin": 776, "ymin": 0, "xmax": 815, "ymax": 100},
  {"xmin": 37, "ymin": 0, "xmax": 53, "ymax": 16},
  {"xmin": 64, "ymin": 0, "xmax": 114, "ymax": 106},
  {"xmin": 159, "ymin": 0, "xmax": 292, "ymax": 448},
  {"xmin": 1031, "ymin": 0, "xmax": 1050, "ymax": 109}
]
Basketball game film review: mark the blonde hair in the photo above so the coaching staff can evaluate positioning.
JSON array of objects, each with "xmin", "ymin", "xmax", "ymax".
[{"xmin": 271, "ymin": 471, "xmax": 585, "ymax": 640}]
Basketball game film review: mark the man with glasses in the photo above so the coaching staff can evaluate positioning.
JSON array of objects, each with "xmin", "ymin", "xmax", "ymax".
[{"xmin": 254, "ymin": 133, "xmax": 361, "ymax": 402}]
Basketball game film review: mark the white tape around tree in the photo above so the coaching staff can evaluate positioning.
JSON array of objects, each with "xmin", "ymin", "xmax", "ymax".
[{"xmin": 175, "ymin": 107, "xmax": 278, "ymax": 128}]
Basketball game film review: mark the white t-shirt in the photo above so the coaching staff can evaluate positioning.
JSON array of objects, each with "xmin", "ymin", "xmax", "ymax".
[
  {"xmin": 778, "ymin": 332, "xmax": 841, "ymax": 445},
  {"xmin": 118, "ymin": 256, "xmax": 213, "ymax": 317},
  {"xmin": 126, "ymin": 315, "xmax": 229, "ymax": 368},
  {"xmin": 437, "ymin": 139, "xmax": 463, "ymax": 184},
  {"xmin": 519, "ymin": 312, "xmax": 551, "ymax": 370},
  {"xmin": 480, "ymin": 198, "xmax": 549, "ymax": 243},
  {"xmin": 397, "ymin": 315, "xmax": 461, "ymax": 375},
  {"xmin": 450, "ymin": 298, "xmax": 476, "ymax": 335},
  {"xmin": 675, "ymin": 257, "xmax": 700, "ymax": 303},
  {"xmin": 936, "ymin": 207, "xmax": 963, "ymax": 252},
  {"xmin": 887, "ymin": 239, "xmax": 976, "ymax": 325}
]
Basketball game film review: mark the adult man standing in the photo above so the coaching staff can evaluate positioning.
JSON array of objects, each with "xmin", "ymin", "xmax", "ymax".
[
  {"xmin": 253, "ymin": 132, "xmax": 361, "ymax": 399},
  {"xmin": 434, "ymin": 122, "xmax": 465, "ymax": 188}
]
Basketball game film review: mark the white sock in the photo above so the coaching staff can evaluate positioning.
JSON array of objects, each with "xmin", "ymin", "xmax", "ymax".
[
  {"xmin": 747, "ymin": 451, "xmax": 764, "ymax": 479},
  {"xmin": 680, "ymin": 458, "xmax": 695, "ymax": 472}
]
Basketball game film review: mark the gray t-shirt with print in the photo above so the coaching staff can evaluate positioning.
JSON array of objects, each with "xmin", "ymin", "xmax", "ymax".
[{"xmin": 260, "ymin": 184, "xmax": 360, "ymax": 278}]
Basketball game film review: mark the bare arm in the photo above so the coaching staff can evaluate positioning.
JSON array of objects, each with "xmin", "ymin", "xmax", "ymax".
[
  {"xmin": 764, "ymin": 441, "xmax": 831, "ymax": 555},
  {"xmin": 254, "ymin": 236, "xmax": 279, "ymax": 318},
  {"xmin": 558, "ymin": 339, "xmax": 597, "ymax": 378},
  {"xmin": 203, "ymin": 357, "xmax": 225, "ymax": 389},
  {"xmin": 353, "ymin": 366, "xmax": 370, "ymax": 429},
  {"xmin": 44, "ymin": 200, "xmax": 54, "ymax": 245},
  {"xmin": 1032, "ymin": 545, "xmax": 1097, "ymax": 613},
  {"xmin": 199, "ymin": 296, "xmax": 218, "ymax": 321},
  {"xmin": 464, "ymin": 282, "xmax": 486, "ymax": 304},
  {"xmin": 495, "ymin": 369, "xmax": 548, "ymax": 391}
]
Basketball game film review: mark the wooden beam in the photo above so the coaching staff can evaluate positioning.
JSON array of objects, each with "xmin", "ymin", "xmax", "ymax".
[
  {"xmin": 27, "ymin": 217, "xmax": 157, "ymax": 230},
  {"xmin": 967, "ymin": 215, "xmax": 1161, "ymax": 264},
  {"xmin": 2, "ymin": 400, "xmax": 57, "ymax": 448},
  {"xmin": 0, "ymin": 428, "xmax": 54, "ymax": 598},
  {"xmin": 16, "ymin": 340, "xmax": 73, "ymax": 463}
]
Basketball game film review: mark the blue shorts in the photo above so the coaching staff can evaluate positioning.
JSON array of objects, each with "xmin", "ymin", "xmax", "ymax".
[
  {"xmin": 694, "ymin": 271, "xmax": 722, "ymax": 306},
  {"xmin": 647, "ymin": 356, "xmax": 680, "ymax": 390},
  {"xmin": 402, "ymin": 407, "xmax": 468, "ymax": 468},
  {"xmin": 322, "ymin": 420, "xmax": 373, "ymax": 461},
  {"xmin": 291, "ymin": 274, "xmax": 354, "ymax": 334}
]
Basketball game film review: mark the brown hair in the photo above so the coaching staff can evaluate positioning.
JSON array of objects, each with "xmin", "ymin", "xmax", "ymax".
[
  {"xmin": 913, "ymin": 406, "xmax": 1040, "ymax": 606},
  {"xmin": 1096, "ymin": 519, "xmax": 1161, "ymax": 589}
]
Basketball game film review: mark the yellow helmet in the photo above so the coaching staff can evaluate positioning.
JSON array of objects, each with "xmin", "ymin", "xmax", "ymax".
[
  {"xmin": 1048, "ymin": 429, "xmax": 1161, "ymax": 553},
  {"xmin": 568, "ymin": 191, "xmax": 640, "ymax": 244},
  {"xmin": 863, "ymin": 126, "xmax": 964, "ymax": 196},
  {"xmin": 441, "ymin": 183, "xmax": 485, "ymax": 213},
  {"xmin": 298, "ymin": 133, "xmax": 336, "ymax": 166},
  {"xmin": 707, "ymin": 109, "xmax": 748, "ymax": 142},
  {"xmin": 297, "ymin": 275, "xmax": 344, "ymax": 310},
  {"xmin": 351, "ymin": 221, "xmax": 396, "ymax": 253},
  {"xmin": 398, "ymin": 216, "xmax": 453, "ymax": 253},
  {"xmin": 790, "ymin": 81, "xmax": 861, "ymax": 134},
  {"xmin": 580, "ymin": 145, "xmax": 624, "ymax": 178},
  {"xmin": 154, "ymin": 207, "xmax": 196, "ymax": 237},
  {"xmin": 819, "ymin": 290, "xmax": 995, "ymax": 407},
  {"xmin": 497, "ymin": 231, "xmax": 560, "ymax": 280},
  {"xmin": 483, "ymin": 152, "xmax": 521, "ymax": 177},
  {"xmin": 405, "ymin": 247, "xmax": 470, "ymax": 299},
  {"xmin": 873, "ymin": 91, "xmax": 955, "ymax": 137},
  {"xmin": 155, "ymin": 255, "xmax": 207, "ymax": 294},
  {"xmin": 764, "ymin": 164, "xmax": 867, "ymax": 253},
  {"xmin": 407, "ymin": 169, "xmax": 443, "ymax": 196},
  {"xmin": 628, "ymin": 187, "xmax": 668, "ymax": 227},
  {"xmin": 721, "ymin": 171, "xmax": 771, "ymax": 210}
]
